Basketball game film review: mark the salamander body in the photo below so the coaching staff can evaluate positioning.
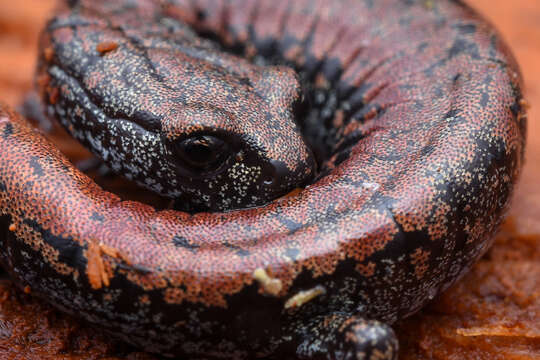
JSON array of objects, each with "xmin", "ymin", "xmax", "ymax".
[{"xmin": 0, "ymin": 0, "xmax": 526, "ymax": 359}]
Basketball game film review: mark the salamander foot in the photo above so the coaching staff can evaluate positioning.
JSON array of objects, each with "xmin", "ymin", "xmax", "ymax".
[{"xmin": 293, "ymin": 314, "xmax": 398, "ymax": 360}]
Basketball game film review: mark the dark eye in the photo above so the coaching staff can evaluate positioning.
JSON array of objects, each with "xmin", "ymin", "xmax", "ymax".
[{"xmin": 175, "ymin": 135, "xmax": 229, "ymax": 171}]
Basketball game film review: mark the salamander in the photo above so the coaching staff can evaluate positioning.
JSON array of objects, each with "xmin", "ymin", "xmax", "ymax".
[{"xmin": 0, "ymin": 0, "xmax": 527, "ymax": 359}]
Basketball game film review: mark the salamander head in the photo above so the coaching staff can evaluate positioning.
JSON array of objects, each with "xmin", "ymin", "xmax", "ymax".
[
  {"xmin": 160, "ymin": 66, "xmax": 315, "ymax": 211},
  {"xmin": 40, "ymin": 16, "xmax": 315, "ymax": 212}
]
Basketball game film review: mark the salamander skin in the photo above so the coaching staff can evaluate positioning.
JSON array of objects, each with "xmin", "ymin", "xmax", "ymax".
[{"xmin": 0, "ymin": 0, "xmax": 527, "ymax": 359}]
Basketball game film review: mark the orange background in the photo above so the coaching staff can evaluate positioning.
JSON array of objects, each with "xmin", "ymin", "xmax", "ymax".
[{"xmin": 0, "ymin": 0, "xmax": 538, "ymax": 358}]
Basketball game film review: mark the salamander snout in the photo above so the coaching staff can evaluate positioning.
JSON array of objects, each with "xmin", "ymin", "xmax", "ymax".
[{"xmin": 262, "ymin": 158, "xmax": 315, "ymax": 196}]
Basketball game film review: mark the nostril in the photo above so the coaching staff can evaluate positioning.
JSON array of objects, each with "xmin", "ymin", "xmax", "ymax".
[{"xmin": 263, "ymin": 160, "xmax": 289, "ymax": 189}]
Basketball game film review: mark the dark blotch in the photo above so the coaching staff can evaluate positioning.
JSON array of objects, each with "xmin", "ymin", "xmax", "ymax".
[
  {"xmin": 1, "ymin": 122, "xmax": 13, "ymax": 139},
  {"xmin": 321, "ymin": 57, "xmax": 344, "ymax": 83},
  {"xmin": 417, "ymin": 42, "xmax": 429, "ymax": 52},
  {"xmin": 29, "ymin": 156, "xmax": 45, "ymax": 177},
  {"xmin": 223, "ymin": 242, "xmax": 250, "ymax": 257},
  {"xmin": 456, "ymin": 24, "xmax": 477, "ymax": 35},
  {"xmin": 480, "ymin": 92, "xmax": 490, "ymax": 107},
  {"xmin": 284, "ymin": 247, "xmax": 300, "ymax": 260},
  {"xmin": 23, "ymin": 219, "xmax": 84, "ymax": 269},
  {"xmin": 334, "ymin": 149, "xmax": 352, "ymax": 167},
  {"xmin": 364, "ymin": 0, "xmax": 375, "ymax": 8},
  {"xmin": 172, "ymin": 235, "xmax": 200, "ymax": 251},
  {"xmin": 195, "ymin": 9, "xmax": 206, "ymax": 21},
  {"xmin": 277, "ymin": 215, "xmax": 303, "ymax": 235},
  {"xmin": 90, "ymin": 212, "xmax": 105, "ymax": 222},
  {"xmin": 421, "ymin": 144, "xmax": 434, "ymax": 157},
  {"xmin": 444, "ymin": 108, "xmax": 460, "ymax": 119},
  {"xmin": 509, "ymin": 101, "xmax": 521, "ymax": 117},
  {"xmin": 448, "ymin": 38, "xmax": 480, "ymax": 60}
]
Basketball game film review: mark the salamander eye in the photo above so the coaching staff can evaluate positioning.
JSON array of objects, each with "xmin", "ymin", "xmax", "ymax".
[{"xmin": 174, "ymin": 135, "xmax": 229, "ymax": 171}]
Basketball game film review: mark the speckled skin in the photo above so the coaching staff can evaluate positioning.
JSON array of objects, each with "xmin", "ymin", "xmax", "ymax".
[
  {"xmin": 0, "ymin": 0, "xmax": 526, "ymax": 359},
  {"xmin": 36, "ymin": 0, "xmax": 316, "ymax": 212}
]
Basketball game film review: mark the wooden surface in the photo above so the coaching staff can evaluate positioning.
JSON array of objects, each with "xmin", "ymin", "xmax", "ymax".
[
  {"xmin": 399, "ymin": 1, "xmax": 540, "ymax": 358},
  {"xmin": 0, "ymin": 0, "xmax": 538, "ymax": 358}
]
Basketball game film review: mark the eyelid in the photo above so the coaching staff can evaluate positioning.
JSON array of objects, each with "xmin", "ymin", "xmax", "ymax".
[{"xmin": 169, "ymin": 134, "xmax": 233, "ymax": 178}]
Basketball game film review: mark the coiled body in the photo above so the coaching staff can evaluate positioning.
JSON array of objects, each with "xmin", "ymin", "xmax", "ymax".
[{"xmin": 0, "ymin": 0, "xmax": 526, "ymax": 359}]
